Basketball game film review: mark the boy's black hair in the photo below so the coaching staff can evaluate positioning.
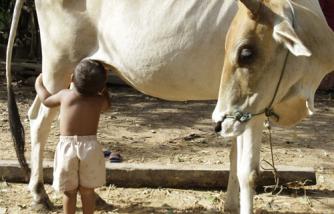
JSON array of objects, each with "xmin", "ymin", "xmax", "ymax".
[{"xmin": 73, "ymin": 60, "xmax": 107, "ymax": 96}]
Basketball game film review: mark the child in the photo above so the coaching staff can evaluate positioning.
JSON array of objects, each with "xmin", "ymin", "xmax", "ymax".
[{"xmin": 35, "ymin": 59, "xmax": 110, "ymax": 214}]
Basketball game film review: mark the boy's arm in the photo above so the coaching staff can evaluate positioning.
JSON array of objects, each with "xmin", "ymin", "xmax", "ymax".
[
  {"xmin": 101, "ymin": 87, "xmax": 111, "ymax": 112},
  {"xmin": 35, "ymin": 74, "xmax": 63, "ymax": 108}
]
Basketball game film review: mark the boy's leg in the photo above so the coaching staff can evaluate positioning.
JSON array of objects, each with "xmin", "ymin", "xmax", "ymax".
[
  {"xmin": 63, "ymin": 189, "xmax": 78, "ymax": 214},
  {"xmin": 79, "ymin": 186, "xmax": 95, "ymax": 214}
]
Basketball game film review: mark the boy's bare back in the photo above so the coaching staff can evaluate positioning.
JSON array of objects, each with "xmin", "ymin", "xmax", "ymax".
[{"xmin": 57, "ymin": 89, "xmax": 109, "ymax": 136}]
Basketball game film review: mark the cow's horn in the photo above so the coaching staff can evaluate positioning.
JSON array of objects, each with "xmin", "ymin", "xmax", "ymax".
[{"xmin": 239, "ymin": 0, "xmax": 261, "ymax": 15}]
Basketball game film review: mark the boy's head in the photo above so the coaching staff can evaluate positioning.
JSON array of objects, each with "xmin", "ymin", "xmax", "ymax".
[{"xmin": 73, "ymin": 60, "xmax": 107, "ymax": 96}]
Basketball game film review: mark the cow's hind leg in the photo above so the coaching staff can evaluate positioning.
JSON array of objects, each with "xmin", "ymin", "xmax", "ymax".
[
  {"xmin": 28, "ymin": 68, "xmax": 72, "ymax": 210},
  {"xmin": 28, "ymin": 97, "xmax": 59, "ymax": 210}
]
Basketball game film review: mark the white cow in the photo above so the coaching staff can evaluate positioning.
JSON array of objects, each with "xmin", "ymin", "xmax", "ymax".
[{"xmin": 6, "ymin": 0, "xmax": 334, "ymax": 213}]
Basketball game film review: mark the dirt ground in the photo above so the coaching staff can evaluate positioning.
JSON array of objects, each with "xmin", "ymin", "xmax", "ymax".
[{"xmin": 0, "ymin": 72, "xmax": 334, "ymax": 213}]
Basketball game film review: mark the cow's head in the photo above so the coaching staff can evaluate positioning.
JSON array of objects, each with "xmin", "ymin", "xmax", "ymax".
[{"xmin": 213, "ymin": 0, "xmax": 334, "ymax": 137}]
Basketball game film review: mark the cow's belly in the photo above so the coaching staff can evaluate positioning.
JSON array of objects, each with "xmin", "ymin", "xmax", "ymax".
[
  {"xmin": 89, "ymin": 0, "xmax": 237, "ymax": 101},
  {"xmin": 92, "ymin": 42, "xmax": 225, "ymax": 101},
  {"xmin": 118, "ymin": 62, "xmax": 221, "ymax": 101}
]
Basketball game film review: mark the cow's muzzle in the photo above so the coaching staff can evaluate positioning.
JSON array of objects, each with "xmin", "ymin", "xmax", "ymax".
[{"xmin": 214, "ymin": 121, "xmax": 222, "ymax": 133}]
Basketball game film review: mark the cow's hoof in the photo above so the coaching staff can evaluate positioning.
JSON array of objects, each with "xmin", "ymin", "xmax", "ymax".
[
  {"xmin": 95, "ymin": 193, "xmax": 113, "ymax": 210},
  {"xmin": 224, "ymin": 209, "xmax": 240, "ymax": 214},
  {"xmin": 31, "ymin": 196, "xmax": 54, "ymax": 211}
]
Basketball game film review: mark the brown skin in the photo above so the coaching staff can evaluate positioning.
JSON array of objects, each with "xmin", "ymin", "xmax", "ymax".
[
  {"xmin": 35, "ymin": 73, "xmax": 110, "ymax": 214},
  {"xmin": 35, "ymin": 73, "xmax": 110, "ymax": 136}
]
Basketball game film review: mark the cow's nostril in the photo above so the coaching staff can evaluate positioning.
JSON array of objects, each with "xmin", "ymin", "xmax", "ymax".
[{"xmin": 214, "ymin": 121, "xmax": 222, "ymax": 133}]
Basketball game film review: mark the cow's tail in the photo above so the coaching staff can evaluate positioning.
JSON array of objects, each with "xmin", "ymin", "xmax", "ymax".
[{"xmin": 6, "ymin": 0, "xmax": 30, "ymax": 180}]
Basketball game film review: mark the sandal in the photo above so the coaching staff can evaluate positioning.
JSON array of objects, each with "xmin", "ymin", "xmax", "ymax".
[
  {"xmin": 109, "ymin": 152, "xmax": 122, "ymax": 163},
  {"xmin": 103, "ymin": 150, "xmax": 123, "ymax": 163}
]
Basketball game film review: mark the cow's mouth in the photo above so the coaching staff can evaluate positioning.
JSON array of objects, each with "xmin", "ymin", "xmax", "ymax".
[{"xmin": 214, "ymin": 116, "xmax": 246, "ymax": 138}]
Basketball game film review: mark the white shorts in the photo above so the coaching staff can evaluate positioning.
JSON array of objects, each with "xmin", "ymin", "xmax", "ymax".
[{"xmin": 52, "ymin": 135, "xmax": 106, "ymax": 192}]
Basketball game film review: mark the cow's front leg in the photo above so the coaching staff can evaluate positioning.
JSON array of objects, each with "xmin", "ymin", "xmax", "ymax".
[
  {"xmin": 225, "ymin": 138, "xmax": 240, "ymax": 213},
  {"xmin": 237, "ymin": 118, "xmax": 263, "ymax": 214},
  {"xmin": 28, "ymin": 96, "xmax": 59, "ymax": 210}
]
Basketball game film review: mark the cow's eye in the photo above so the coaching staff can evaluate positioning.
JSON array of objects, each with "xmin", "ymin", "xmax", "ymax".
[{"xmin": 238, "ymin": 46, "xmax": 256, "ymax": 65}]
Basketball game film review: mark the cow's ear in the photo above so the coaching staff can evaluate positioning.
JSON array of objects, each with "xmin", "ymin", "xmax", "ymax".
[{"xmin": 273, "ymin": 20, "xmax": 312, "ymax": 57}]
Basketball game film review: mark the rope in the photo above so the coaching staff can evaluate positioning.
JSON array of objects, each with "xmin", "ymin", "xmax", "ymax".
[{"xmin": 261, "ymin": 118, "xmax": 282, "ymax": 195}]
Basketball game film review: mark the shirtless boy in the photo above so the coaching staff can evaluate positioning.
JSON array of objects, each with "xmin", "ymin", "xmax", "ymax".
[{"xmin": 35, "ymin": 59, "xmax": 110, "ymax": 214}]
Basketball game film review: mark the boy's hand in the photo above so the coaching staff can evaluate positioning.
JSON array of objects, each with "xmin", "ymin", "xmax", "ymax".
[
  {"xmin": 35, "ymin": 73, "xmax": 62, "ymax": 108},
  {"xmin": 35, "ymin": 73, "xmax": 50, "ymax": 99},
  {"xmin": 35, "ymin": 73, "xmax": 42, "ymax": 86}
]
